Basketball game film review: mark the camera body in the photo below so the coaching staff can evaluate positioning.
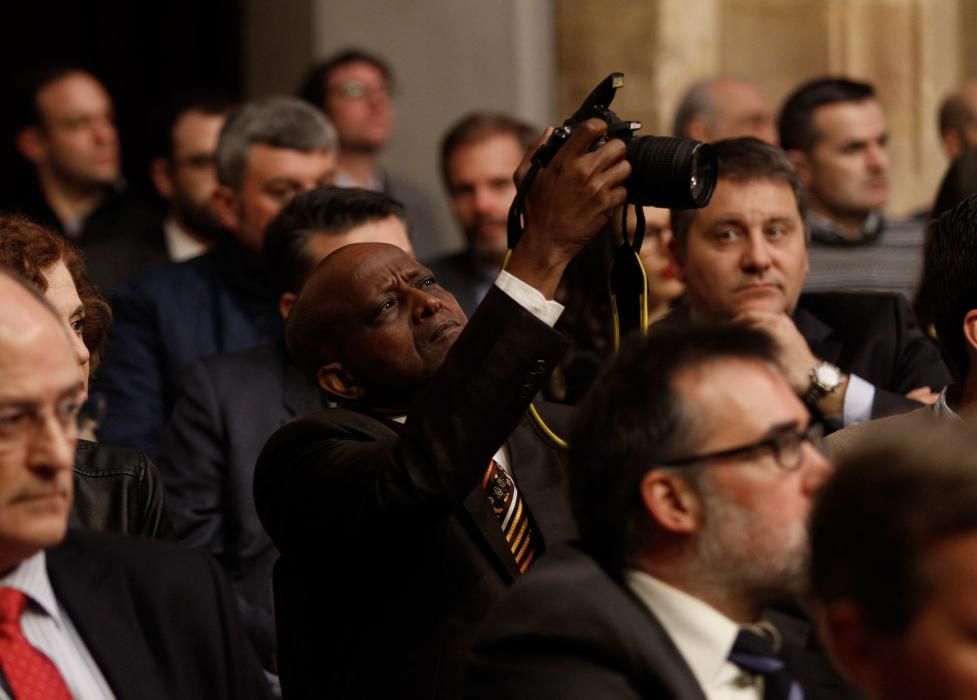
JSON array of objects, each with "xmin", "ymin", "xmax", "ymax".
[{"xmin": 534, "ymin": 73, "xmax": 717, "ymax": 210}]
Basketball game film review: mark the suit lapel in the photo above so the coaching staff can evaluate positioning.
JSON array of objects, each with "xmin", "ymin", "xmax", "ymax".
[{"xmin": 46, "ymin": 533, "xmax": 167, "ymax": 700}]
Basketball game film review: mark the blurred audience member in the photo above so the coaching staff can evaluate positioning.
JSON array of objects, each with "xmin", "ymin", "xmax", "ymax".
[
  {"xmin": 467, "ymin": 325, "xmax": 854, "ymax": 699},
  {"xmin": 668, "ymin": 137, "xmax": 949, "ymax": 425},
  {"xmin": 938, "ymin": 80, "xmax": 977, "ymax": 160},
  {"xmin": 0, "ymin": 215, "xmax": 169, "ymax": 538},
  {"xmin": 299, "ymin": 48, "xmax": 443, "ymax": 258},
  {"xmin": 149, "ymin": 95, "xmax": 234, "ymax": 261},
  {"xmin": 930, "ymin": 147, "xmax": 977, "ymax": 221},
  {"xmin": 156, "ymin": 187, "xmax": 412, "ymax": 673},
  {"xmin": 780, "ymin": 77, "xmax": 924, "ymax": 300},
  {"xmin": 811, "ymin": 420, "xmax": 977, "ymax": 700},
  {"xmin": 94, "ymin": 97, "xmax": 336, "ymax": 457},
  {"xmin": 673, "ymin": 76, "xmax": 778, "ymax": 144},
  {"xmin": 425, "ymin": 112, "xmax": 536, "ymax": 314},
  {"xmin": 8, "ymin": 66, "xmax": 162, "ymax": 291},
  {"xmin": 0, "ymin": 269, "xmax": 271, "ymax": 698}
]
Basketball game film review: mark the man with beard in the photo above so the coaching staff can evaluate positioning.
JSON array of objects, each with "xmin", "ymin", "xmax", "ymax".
[
  {"xmin": 425, "ymin": 112, "xmax": 536, "ymax": 314},
  {"xmin": 466, "ymin": 325, "xmax": 857, "ymax": 700},
  {"xmin": 149, "ymin": 96, "xmax": 233, "ymax": 261}
]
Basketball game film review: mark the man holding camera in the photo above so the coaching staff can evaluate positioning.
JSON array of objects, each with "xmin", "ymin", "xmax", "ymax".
[
  {"xmin": 253, "ymin": 118, "xmax": 628, "ymax": 698},
  {"xmin": 668, "ymin": 137, "xmax": 950, "ymax": 424}
]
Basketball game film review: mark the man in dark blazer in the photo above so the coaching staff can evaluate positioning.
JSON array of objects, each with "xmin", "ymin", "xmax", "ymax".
[
  {"xmin": 93, "ymin": 97, "xmax": 337, "ymax": 458},
  {"xmin": 254, "ymin": 119, "xmax": 629, "ymax": 698},
  {"xmin": 466, "ymin": 325, "xmax": 859, "ymax": 699},
  {"xmin": 156, "ymin": 187, "xmax": 412, "ymax": 672},
  {"xmin": 0, "ymin": 270, "xmax": 270, "ymax": 699},
  {"xmin": 666, "ymin": 137, "xmax": 950, "ymax": 426}
]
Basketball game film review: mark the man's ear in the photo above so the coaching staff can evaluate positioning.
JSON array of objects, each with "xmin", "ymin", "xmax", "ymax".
[
  {"xmin": 668, "ymin": 236, "xmax": 687, "ymax": 283},
  {"xmin": 639, "ymin": 468, "xmax": 701, "ymax": 534},
  {"xmin": 815, "ymin": 600, "xmax": 885, "ymax": 694},
  {"xmin": 278, "ymin": 292, "xmax": 297, "ymax": 319},
  {"xmin": 317, "ymin": 362, "xmax": 364, "ymax": 401},
  {"xmin": 683, "ymin": 117, "xmax": 713, "ymax": 144},
  {"xmin": 211, "ymin": 185, "xmax": 240, "ymax": 233},
  {"xmin": 786, "ymin": 149, "xmax": 813, "ymax": 186},
  {"xmin": 942, "ymin": 129, "xmax": 963, "ymax": 161},
  {"xmin": 962, "ymin": 310, "xmax": 977, "ymax": 359},
  {"xmin": 15, "ymin": 126, "xmax": 46, "ymax": 165},
  {"xmin": 149, "ymin": 157, "xmax": 174, "ymax": 200}
]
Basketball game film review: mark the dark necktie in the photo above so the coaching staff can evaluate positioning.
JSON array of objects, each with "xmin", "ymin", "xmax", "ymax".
[
  {"xmin": 0, "ymin": 587, "xmax": 71, "ymax": 700},
  {"xmin": 728, "ymin": 627, "xmax": 804, "ymax": 700},
  {"xmin": 482, "ymin": 459, "xmax": 539, "ymax": 572}
]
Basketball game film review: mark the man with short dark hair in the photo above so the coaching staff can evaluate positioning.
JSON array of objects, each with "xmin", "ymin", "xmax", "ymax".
[
  {"xmin": 0, "ymin": 269, "xmax": 271, "ymax": 699},
  {"xmin": 9, "ymin": 66, "xmax": 162, "ymax": 291},
  {"xmin": 94, "ymin": 97, "xmax": 337, "ymax": 457},
  {"xmin": 779, "ymin": 77, "xmax": 924, "ymax": 299},
  {"xmin": 149, "ymin": 95, "xmax": 234, "ymax": 261},
  {"xmin": 467, "ymin": 324, "xmax": 851, "ymax": 699},
  {"xmin": 811, "ymin": 420, "xmax": 977, "ymax": 700},
  {"xmin": 156, "ymin": 186, "xmax": 413, "ymax": 674},
  {"xmin": 668, "ymin": 137, "xmax": 950, "ymax": 424},
  {"xmin": 938, "ymin": 80, "xmax": 977, "ymax": 160},
  {"xmin": 424, "ymin": 112, "xmax": 536, "ymax": 314},
  {"xmin": 298, "ymin": 48, "xmax": 443, "ymax": 257},
  {"xmin": 254, "ymin": 119, "xmax": 628, "ymax": 698},
  {"xmin": 673, "ymin": 76, "xmax": 778, "ymax": 144}
]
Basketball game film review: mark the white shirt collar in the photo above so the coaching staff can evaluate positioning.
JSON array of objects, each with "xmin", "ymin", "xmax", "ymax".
[
  {"xmin": 163, "ymin": 217, "xmax": 208, "ymax": 262},
  {"xmin": 0, "ymin": 551, "xmax": 62, "ymax": 628},
  {"xmin": 626, "ymin": 570, "xmax": 742, "ymax": 692}
]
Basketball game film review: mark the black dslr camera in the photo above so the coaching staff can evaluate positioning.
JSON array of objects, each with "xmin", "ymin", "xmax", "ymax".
[{"xmin": 534, "ymin": 72, "xmax": 717, "ymax": 209}]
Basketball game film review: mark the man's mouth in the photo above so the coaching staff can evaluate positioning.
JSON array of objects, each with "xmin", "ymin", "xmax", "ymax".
[{"xmin": 430, "ymin": 321, "xmax": 462, "ymax": 343}]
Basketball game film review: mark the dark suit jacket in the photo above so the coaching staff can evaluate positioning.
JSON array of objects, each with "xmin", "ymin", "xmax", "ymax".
[
  {"xmin": 254, "ymin": 287, "xmax": 577, "ymax": 699},
  {"xmin": 156, "ymin": 341, "xmax": 327, "ymax": 668},
  {"xmin": 47, "ymin": 529, "xmax": 271, "ymax": 699},
  {"xmin": 424, "ymin": 250, "xmax": 494, "ymax": 316},
  {"xmin": 795, "ymin": 292, "xmax": 951, "ymax": 417},
  {"xmin": 466, "ymin": 545, "xmax": 860, "ymax": 700},
  {"xmin": 93, "ymin": 237, "xmax": 283, "ymax": 457}
]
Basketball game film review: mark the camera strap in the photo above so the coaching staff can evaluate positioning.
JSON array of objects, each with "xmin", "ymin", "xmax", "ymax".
[{"xmin": 609, "ymin": 202, "xmax": 649, "ymax": 350}]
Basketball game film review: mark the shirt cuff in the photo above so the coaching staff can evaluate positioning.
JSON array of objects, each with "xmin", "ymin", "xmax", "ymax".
[
  {"xmin": 842, "ymin": 374, "xmax": 875, "ymax": 426},
  {"xmin": 494, "ymin": 270, "xmax": 565, "ymax": 327}
]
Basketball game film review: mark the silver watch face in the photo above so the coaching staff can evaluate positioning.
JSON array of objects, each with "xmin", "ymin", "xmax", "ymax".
[{"xmin": 814, "ymin": 363, "xmax": 842, "ymax": 388}]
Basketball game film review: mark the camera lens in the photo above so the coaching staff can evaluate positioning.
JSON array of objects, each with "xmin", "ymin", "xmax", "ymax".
[{"xmin": 624, "ymin": 137, "xmax": 717, "ymax": 209}]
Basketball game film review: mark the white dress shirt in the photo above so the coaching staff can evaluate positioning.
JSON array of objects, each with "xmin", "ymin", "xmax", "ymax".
[
  {"xmin": 626, "ymin": 570, "xmax": 763, "ymax": 700},
  {"xmin": 0, "ymin": 552, "xmax": 115, "ymax": 700}
]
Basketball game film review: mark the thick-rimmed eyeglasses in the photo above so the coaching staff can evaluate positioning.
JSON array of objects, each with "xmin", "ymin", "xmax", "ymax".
[{"xmin": 664, "ymin": 422, "xmax": 826, "ymax": 471}]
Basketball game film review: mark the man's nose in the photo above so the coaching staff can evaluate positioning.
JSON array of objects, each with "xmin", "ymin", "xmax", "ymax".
[
  {"xmin": 29, "ymin": 412, "xmax": 76, "ymax": 474},
  {"xmin": 867, "ymin": 143, "xmax": 889, "ymax": 173},
  {"xmin": 472, "ymin": 187, "xmax": 497, "ymax": 217},
  {"xmin": 741, "ymin": 231, "xmax": 772, "ymax": 272},
  {"xmin": 409, "ymin": 288, "xmax": 443, "ymax": 322}
]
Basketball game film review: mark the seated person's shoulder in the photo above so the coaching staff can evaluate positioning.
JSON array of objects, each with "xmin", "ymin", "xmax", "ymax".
[{"xmin": 825, "ymin": 407, "xmax": 939, "ymax": 463}]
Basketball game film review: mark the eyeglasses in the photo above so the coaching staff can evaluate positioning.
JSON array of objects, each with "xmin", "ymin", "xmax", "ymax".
[
  {"xmin": 664, "ymin": 422, "xmax": 826, "ymax": 472},
  {"xmin": 328, "ymin": 80, "xmax": 393, "ymax": 100}
]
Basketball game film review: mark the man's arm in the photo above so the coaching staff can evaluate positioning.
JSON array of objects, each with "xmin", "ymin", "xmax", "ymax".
[{"xmin": 255, "ymin": 120, "xmax": 630, "ymax": 551}]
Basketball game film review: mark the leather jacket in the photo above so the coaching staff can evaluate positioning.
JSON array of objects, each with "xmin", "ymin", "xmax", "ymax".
[{"xmin": 70, "ymin": 439, "xmax": 172, "ymax": 539}]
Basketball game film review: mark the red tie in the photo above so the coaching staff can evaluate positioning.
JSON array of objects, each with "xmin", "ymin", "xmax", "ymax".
[
  {"xmin": 482, "ymin": 459, "xmax": 540, "ymax": 573},
  {"xmin": 0, "ymin": 588, "xmax": 71, "ymax": 700}
]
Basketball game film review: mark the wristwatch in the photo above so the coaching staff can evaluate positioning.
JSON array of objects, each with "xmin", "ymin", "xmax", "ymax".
[{"xmin": 805, "ymin": 361, "xmax": 843, "ymax": 405}]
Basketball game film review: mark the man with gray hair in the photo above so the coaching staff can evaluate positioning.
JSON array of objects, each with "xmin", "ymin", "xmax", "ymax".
[
  {"xmin": 94, "ymin": 97, "xmax": 337, "ymax": 457},
  {"xmin": 673, "ymin": 77, "xmax": 778, "ymax": 145},
  {"xmin": 938, "ymin": 80, "xmax": 977, "ymax": 160}
]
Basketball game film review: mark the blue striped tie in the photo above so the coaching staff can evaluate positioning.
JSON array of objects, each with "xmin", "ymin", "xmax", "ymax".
[{"xmin": 728, "ymin": 627, "xmax": 804, "ymax": 700}]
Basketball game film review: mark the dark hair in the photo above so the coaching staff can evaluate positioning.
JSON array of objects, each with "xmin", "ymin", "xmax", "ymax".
[
  {"xmin": 671, "ymin": 137, "xmax": 806, "ymax": 248},
  {"xmin": 0, "ymin": 215, "xmax": 111, "ymax": 372},
  {"xmin": 150, "ymin": 93, "xmax": 235, "ymax": 161},
  {"xmin": 778, "ymin": 77, "xmax": 876, "ymax": 151},
  {"xmin": 297, "ymin": 48, "xmax": 394, "ymax": 111},
  {"xmin": 917, "ymin": 193, "xmax": 977, "ymax": 379},
  {"xmin": 263, "ymin": 187, "xmax": 406, "ymax": 299},
  {"xmin": 568, "ymin": 324, "xmax": 777, "ymax": 574},
  {"xmin": 811, "ymin": 419, "xmax": 977, "ymax": 634},
  {"xmin": 439, "ymin": 112, "xmax": 536, "ymax": 187},
  {"xmin": 939, "ymin": 89, "xmax": 977, "ymax": 139},
  {"xmin": 12, "ymin": 65, "xmax": 96, "ymax": 132},
  {"xmin": 931, "ymin": 147, "xmax": 977, "ymax": 221}
]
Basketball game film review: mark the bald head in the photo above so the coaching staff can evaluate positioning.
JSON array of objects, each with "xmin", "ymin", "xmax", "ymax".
[
  {"xmin": 674, "ymin": 78, "xmax": 778, "ymax": 145},
  {"xmin": 0, "ymin": 270, "xmax": 76, "ymax": 359},
  {"xmin": 940, "ymin": 81, "xmax": 977, "ymax": 159},
  {"xmin": 286, "ymin": 242, "xmax": 467, "ymax": 410}
]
